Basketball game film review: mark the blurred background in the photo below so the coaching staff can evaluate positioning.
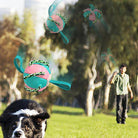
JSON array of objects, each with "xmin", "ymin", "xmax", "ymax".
[{"xmin": 0, "ymin": 0, "xmax": 138, "ymax": 117}]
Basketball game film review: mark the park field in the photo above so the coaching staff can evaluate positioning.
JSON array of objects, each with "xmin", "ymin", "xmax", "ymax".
[
  {"xmin": 46, "ymin": 106, "xmax": 138, "ymax": 138},
  {"xmin": 0, "ymin": 105, "xmax": 138, "ymax": 138}
]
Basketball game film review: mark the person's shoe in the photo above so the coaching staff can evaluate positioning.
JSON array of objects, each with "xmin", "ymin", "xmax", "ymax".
[
  {"xmin": 121, "ymin": 121, "xmax": 126, "ymax": 124},
  {"xmin": 117, "ymin": 121, "xmax": 121, "ymax": 124}
]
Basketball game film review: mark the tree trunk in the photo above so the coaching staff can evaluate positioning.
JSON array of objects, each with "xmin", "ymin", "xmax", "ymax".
[
  {"xmin": 0, "ymin": 85, "xmax": 2, "ymax": 108},
  {"xmin": 103, "ymin": 64, "xmax": 113, "ymax": 109},
  {"xmin": 95, "ymin": 90, "xmax": 101, "ymax": 110},
  {"xmin": 104, "ymin": 84, "xmax": 111, "ymax": 109},
  {"xmin": 134, "ymin": 42, "xmax": 138, "ymax": 96},
  {"xmin": 85, "ymin": 58, "xmax": 102, "ymax": 116},
  {"xmin": 7, "ymin": 70, "xmax": 21, "ymax": 104},
  {"xmin": 86, "ymin": 88, "xmax": 94, "ymax": 116},
  {"xmin": 136, "ymin": 75, "xmax": 138, "ymax": 96}
]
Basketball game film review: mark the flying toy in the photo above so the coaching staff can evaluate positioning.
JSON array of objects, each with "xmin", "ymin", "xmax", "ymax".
[
  {"xmin": 83, "ymin": 4, "xmax": 109, "ymax": 29},
  {"xmin": 101, "ymin": 48, "xmax": 116, "ymax": 66},
  {"xmin": 83, "ymin": 4, "xmax": 102, "ymax": 24},
  {"xmin": 44, "ymin": 0, "xmax": 69, "ymax": 44},
  {"xmin": 14, "ymin": 56, "xmax": 71, "ymax": 94}
]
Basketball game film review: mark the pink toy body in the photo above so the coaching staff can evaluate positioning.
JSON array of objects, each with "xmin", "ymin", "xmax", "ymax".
[
  {"xmin": 24, "ymin": 64, "xmax": 51, "ymax": 92},
  {"xmin": 24, "ymin": 64, "xmax": 51, "ymax": 81}
]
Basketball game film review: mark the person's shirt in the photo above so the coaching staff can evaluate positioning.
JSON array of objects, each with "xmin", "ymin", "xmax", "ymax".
[{"xmin": 112, "ymin": 73, "xmax": 130, "ymax": 95}]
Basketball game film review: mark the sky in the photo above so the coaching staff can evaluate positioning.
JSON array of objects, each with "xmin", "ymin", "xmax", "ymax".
[
  {"xmin": 0, "ymin": 0, "xmax": 78, "ymax": 39},
  {"xmin": 0, "ymin": 0, "xmax": 78, "ymax": 77},
  {"xmin": 0, "ymin": 0, "xmax": 78, "ymax": 16},
  {"xmin": 0, "ymin": 0, "xmax": 24, "ymax": 15}
]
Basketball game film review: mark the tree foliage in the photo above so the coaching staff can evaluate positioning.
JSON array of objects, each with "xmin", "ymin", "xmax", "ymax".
[
  {"xmin": 0, "ymin": 15, "xmax": 23, "ymax": 78},
  {"xmin": 45, "ymin": 0, "xmax": 138, "ymax": 110},
  {"xmin": 0, "ymin": 0, "xmax": 138, "ymax": 112}
]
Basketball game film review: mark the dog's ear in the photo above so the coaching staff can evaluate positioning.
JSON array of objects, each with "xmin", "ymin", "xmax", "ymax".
[
  {"xmin": 0, "ymin": 114, "xmax": 12, "ymax": 125},
  {"xmin": 31, "ymin": 112, "xmax": 50, "ymax": 123},
  {"xmin": 0, "ymin": 115, "xmax": 5, "ymax": 125}
]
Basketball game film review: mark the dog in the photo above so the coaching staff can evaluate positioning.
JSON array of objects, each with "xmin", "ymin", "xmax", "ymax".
[{"xmin": 0, "ymin": 99, "xmax": 50, "ymax": 138}]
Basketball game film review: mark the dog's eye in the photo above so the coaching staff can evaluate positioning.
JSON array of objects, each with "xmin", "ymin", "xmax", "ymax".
[
  {"xmin": 23, "ymin": 121, "xmax": 31, "ymax": 131},
  {"xmin": 25, "ymin": 125, "xmax": 30, "ymax": 131},
  {"xmin": 24, "ymin": 121, "xmax": 29, "ymax": 126}
]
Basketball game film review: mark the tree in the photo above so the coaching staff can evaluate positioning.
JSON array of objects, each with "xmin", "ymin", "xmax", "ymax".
[
  {"xmin": 0, "ymin": 15, "xmax": 25, "ymax": 103},
  {"xmin": 86, "ymin": 58, "xmax": 102, "ymax": 116},
  {"xmin": 0, "ymin": 10, "xmax": 37, "ymax": 103},
  {"xmin": 45, "ymin": 0, "xmax": 138, "ymax": 114},
  {"xmin": 101, "ymin": 0, "xmax": 138, "ymax": 108},
  {"xmin": 45, "ymin": 0, "xmax": 104, "ymax": 114},
  {"xmin": 19, "ymin": 9, "xmax": 36, "ymax": 45}
]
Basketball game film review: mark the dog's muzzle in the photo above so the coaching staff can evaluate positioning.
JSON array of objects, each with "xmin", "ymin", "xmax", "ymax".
[
  {"xmin": 14, "ymin": 131, "xmax": 22, "ymax": 137},
  {"xmin": 12, "ymin": 130, "xmax": 26, "ymax": 138}
]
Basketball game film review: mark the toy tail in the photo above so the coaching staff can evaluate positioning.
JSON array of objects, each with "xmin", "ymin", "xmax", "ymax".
[
  {"xmin": 14, "ymin": 55, "xmax": 24, "ymax": 73},
  {"xmin": 48, "ymin": 0, "xmax": 63, "ymax": 16},
  {"xmin": 60, "ymin": 31, "xmax": 69, "ymax": 44},
  {"xmin": 49, "ymin": 80, "xmax": 71, "ymax": 90}
]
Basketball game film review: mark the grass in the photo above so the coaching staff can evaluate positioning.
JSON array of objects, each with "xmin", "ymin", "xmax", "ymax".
[
  {"xmin": 46, "ymin": 106, "xmax": 138, "ymax": 138},
  {"xmin": 0, "ymin": 105, "xmax": 138, "ymax": 138}
]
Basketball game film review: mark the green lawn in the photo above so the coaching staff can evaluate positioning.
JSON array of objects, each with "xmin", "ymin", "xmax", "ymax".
[
  {"xmin": 0, "ymin": 105, "xmax": 138, "ymax": 138},
  {"xmin": 46, "ymin": 106, "xmax": 138, "ymax": 138}
]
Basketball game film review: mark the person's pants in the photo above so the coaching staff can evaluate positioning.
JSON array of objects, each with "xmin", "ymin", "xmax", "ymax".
[{"xmin": 116, "ymin": 94, "xmax": 128, "ymax": 123}]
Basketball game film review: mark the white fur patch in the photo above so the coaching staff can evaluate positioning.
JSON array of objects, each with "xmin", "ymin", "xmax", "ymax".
[
  {"xmin": 12, "ymin": 109, "xmax": 46, "ymax": 138},
  {"xmin": 42, "ymin": 121, "xmax": 46, "ymax": 138},
  {"xmin": 12, "ymin": 109, "xmax": 39, "ymax": 116},
  {"xmin": 12, "ymin": 117, "xmax": 26, "ymax": 138}
]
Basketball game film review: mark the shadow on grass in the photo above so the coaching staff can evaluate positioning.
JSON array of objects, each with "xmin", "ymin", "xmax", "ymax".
[
  {"xmin": 52, "ymin": 110, "xmax": 84, "ymax": 116},
  {"xmin": 128, "ymin": 115, "xmax": 138, "ymax": 118},
  {"xmin": 102, "ymin": 111, "xmax": 138, "ymax": 118}
]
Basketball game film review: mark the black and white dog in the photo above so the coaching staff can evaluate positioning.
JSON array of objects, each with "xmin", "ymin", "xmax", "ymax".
[{"xmin": 0, "ymin": 99, "xmax": 50, "ymax": 138}]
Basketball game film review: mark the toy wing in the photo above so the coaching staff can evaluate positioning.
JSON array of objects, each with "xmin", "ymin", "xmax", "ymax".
[
  {"xmin": 48, "ymin": 0, "xmax": 63, "ymax": 16},
  {"xmin": 83, "ymin": 8, "xmax": 92, "ymax": 18},
  {"xmin": 89, "ymin": 4, "xmax": 95, "ymax": 10},
  {"xmin": 60, "ymin": 31, "xmax": 69, "ymax": 44},
  {"xmin": 14, "ymin": 44, "xmax": 26, "ymax": 73},
  {"xmin": 50, "ymin": 80, "xmax": 71, "ymax": 90},
  {"xmin": 93, "ymin": 9, "xmax": 102, "ymax": 19},
  {"xmin": 14, "ymin": 55, "xmax": 24, "ymax": 73}
]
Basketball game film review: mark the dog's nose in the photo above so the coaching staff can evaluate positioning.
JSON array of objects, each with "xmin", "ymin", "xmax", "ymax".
[{"xmin": 14, "ymin": 131, "xmax": 22, "ymax": 137}]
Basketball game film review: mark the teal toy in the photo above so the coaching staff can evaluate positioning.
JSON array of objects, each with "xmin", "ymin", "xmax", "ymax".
[
  {"xmin": 14, "ymin": 56, "xmax": 71, "ymax": 94},
  {"xmin": 44, "ymin": 0, "xmax": 69, "ymax": 44}
]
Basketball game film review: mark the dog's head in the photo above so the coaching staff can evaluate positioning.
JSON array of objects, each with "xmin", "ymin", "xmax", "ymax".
[{"xmin": 0, "ymin": 109, "xmax": 50, "ymax": 138}]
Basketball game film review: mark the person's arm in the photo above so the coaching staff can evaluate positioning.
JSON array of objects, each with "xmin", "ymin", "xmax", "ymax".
[
  {"xmin": 127, "ymin": 84, "xmax": 133, "ymax": 99},
  {"xmin": 109, "ymin": 71, "xmax": 117, "ymax": 84}
]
